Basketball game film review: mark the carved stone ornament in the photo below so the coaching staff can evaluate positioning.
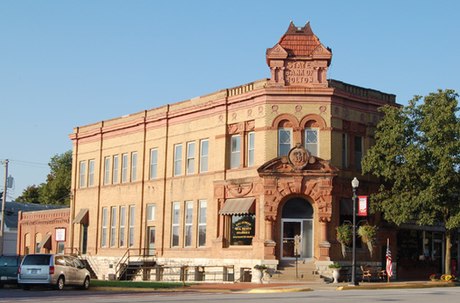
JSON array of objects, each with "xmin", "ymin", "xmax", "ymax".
[
  {"xmin": 288, "ymin": 144, "xmax": 315, "ymax": 170},
  {"xmin": 226, "ymin": 183, "xmax": 253, "ymax": 198}
]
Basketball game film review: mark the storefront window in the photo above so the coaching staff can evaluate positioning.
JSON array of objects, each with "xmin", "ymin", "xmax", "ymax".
[{"xmin": 230, "ymin": 215, "xmax": 255, "ymax": 246}]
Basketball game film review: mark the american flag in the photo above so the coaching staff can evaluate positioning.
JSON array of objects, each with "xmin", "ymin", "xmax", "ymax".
[{"xmin": 386, "ymin": 239, "xmax": 393, "ymax": 278}]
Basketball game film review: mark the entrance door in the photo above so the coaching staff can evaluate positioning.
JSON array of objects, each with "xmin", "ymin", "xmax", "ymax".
[
  {"xmin": 147, "ymin": 226, "xmax": 155, "ymax": 256},
  {"xmin": 80, "ymin": 225, "xmax": 88, "ymax": 255},
  {"xmin": 281, "ymin": 219, "xmax": 313, "ymax": 259},
  {"xmin": 280, "ymin": 197, "xmax": 314, "ymax": 260}
]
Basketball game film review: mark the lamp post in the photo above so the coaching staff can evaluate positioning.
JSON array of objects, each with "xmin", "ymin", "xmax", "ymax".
[{"xmin": 349, "ymin": 177, "xmax": 359, "ymax": 286}]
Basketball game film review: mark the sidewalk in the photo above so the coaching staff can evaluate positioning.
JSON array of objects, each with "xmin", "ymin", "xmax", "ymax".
[{"xmin": 183, "ymin": 280, "xmax": 460, "ymax": 293}]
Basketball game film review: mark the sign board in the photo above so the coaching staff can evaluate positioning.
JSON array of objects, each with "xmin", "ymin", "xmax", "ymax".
[
  {"xmin": 358, "ymin": 196, "xmax": 368, "ymax": 216},
  {"xmin": 55, "ymin": 228, "xmax": 66, "ymax": 242}
]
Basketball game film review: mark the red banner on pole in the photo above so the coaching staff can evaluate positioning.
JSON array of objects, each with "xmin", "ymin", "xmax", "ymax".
[{"xmin": 358, "ymin": 196, "xmax": 368, "ymax": 216}]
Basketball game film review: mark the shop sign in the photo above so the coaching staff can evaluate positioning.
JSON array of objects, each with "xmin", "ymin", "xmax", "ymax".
[{"xmin": 55, "ymin": 228, "xmax": 66, "ymax": 242}]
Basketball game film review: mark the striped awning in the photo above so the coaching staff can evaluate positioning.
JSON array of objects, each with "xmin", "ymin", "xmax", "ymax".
[
  {"xmin": 73, "ymin": 208, "xmax": 89, "ymax": 224},
  {"xmin": 38, "ymin": 233, "xmax": 52, "ymax": 250},
  {"xmin": 219, "ymin": 197, "xmax": 255, "ymax": 215}
]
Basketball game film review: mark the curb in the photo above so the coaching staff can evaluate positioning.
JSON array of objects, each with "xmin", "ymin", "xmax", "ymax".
[
  {"xmin": 247, "ymin": 287, "xmax": 313, "ymax": 294},
  {"xmin": 337, "ymin": 282, "xmax": 459, "ymax": 291}
]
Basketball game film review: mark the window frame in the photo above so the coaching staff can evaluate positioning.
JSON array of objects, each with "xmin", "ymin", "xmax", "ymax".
[
  {"xmin": 131, "ymin": 152, "xmax": 137, "ymax": 182},
  {"xmin": 304, "ymin": 128, "xmax": 319, "ymax": 157},
  {"xmin": 186, "ymin": 142, "xmax": 196, "ymax": 175},
  {"xmin": 278, "ymin": 127, "xmax": 292, "ymax": 157},
  {"xmin": 128, "ymin": 205, "xmax": 135, "ymax": 247},
  {"xmin": 184, "ymin": 201, "xmax": 193, "ymax": 247},
  {"xmin": 104, "ymin": 156, "xmax": 111, "ymax": 185},
  {"xmin": 101, "ymin": 207, "xmax": 108, "ymax": 248},
  {"xmin": 199, "ymin": 139, "xmax": 209, "ymax": 173},
  {"xmin": 79, "ymin": 161, "xmax": 86, "ymax": 188},
  {"xmin": 119, "ymin": 206, "xmax": 126, "ymax": 247},
  {"xmin": 174, "ymin": 144, "xmax": 183, "ymax": 176},
  {"xmin": 146, "ymin": 203, "xmax": 156, "ymax": 221},
  {"xmin": 230, "ymin": 135, "xmax": 241, "ymax": 169},
  {"xmin": 113, "ymin": 155, "xmax": 119, "ymax": 184},
  {"xmin": 171, "ymin": 202, "xmax": 180, "ymax": 247},
  {"xmin": 88, "ymin": 159, "xmax": 95, "ymax": 187},
  {"xmin": 149, "ymin": 148, "xmax": 158, "ymax": 180},
  {"xmin": 121, "ymin": 153, "xmax": 129, "ymax": 183},
  {"xmin": 198, "ymin": 200, "xmax": 207, "ymax": 247},
  {"xmin": 110, "ymin": 206, "xmax": 117, "ymax": 247},
  {"xmin": 247, "ymin": 131, "xmax": 255, "ymax": 167}
]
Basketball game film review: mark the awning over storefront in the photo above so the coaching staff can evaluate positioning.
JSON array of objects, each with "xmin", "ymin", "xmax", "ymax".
[
  {"xmin": 73, "ymin": 208, "xmax": 89, "ymax": 224},
  {"xmin": 38, "ymin": 233, "xmax": 52, "ymax": 250},
  {"xmin": 219, "ymin": 197, "xmax": 255, "ymax": 215}
]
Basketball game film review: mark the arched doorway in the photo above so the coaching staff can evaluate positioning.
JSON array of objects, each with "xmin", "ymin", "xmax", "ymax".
[{"xmin": 280, "ymin": 197, "xmax": 313, "ymax": 260}]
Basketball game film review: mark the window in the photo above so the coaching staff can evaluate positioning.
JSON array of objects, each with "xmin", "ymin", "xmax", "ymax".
[
  {"xmin": 171, "ymin": 202, "xmax": 180, "ymax": 247},
  {"xmin": 247, "ymin": 132, "xmax": 255, "ymax": 167},
  {"xmin": 101, "ymin": 207, "xmax": 108, "ymax": 247},
  {"xmin": 119, "ymin": 206, "xmax": 126, "ymax": 247},
  {"xmin": 184, "ymin": 201, "xmax": 193, "ymax": 247},
  {"xmin": 305, "ymin": 128, "xmax": 318, "ymax": 157},
  {"xmin": 342, "ymin": 133, "xmax": 348, "ymax": 168},
  {"xmin": 131, "ymin": 152, "xmax": 137, "ymax": 182},
  {"xmin": 149, "ymin": 148, "xmax": 158, "ymax": 179},
  {"xmin": 174, "ymin": 144, "xmax": 182, "ymax": 176},
  {"xmin": 128, "ymin": 205, "xmax": 135, "ymax": 247},
  {"xmin": 355, "ymin": 136, "xmax": 363, "ymax": 170},
  {"xmin": 278, "ymin": 128, "xmax": 292, "ymax": 157},
  {"xmin": 230, "ymin": 214, "xmax": 255, "ymax": 246},
  {"xmin": 110, "ymin": 207, "xmax": 117, "ymax": 247},
  {"xmin": 121, "ymin": 153, "xmax": 128, "ymax": 183},
  {"xmin": 199, "ymin": 139, "xmax": 209, "ymax": 173},
  {"xmin": 146, "ymin": 203, "xmax": 156, "ymax": 221},
  {"xmin": 198, "ymin": 200, "xmax": 207, "ymax": 247},
  {"xmin": 57, "ymin": 242, "xmax": 65, "ymax": 254},
  {"xmin": 230, "ymin": 135, "xmax": 241, "ymax": 169},
  {"xmin": 88, "ymin": 159, "xmax": 95, "ymax": 187},
  {"xmin": 79, "ymin": 161, "xmax": 86, "ymax": 188},
  {"xmin": 186, "ymin": 142, "xmax": 196, "ymax": 175},
  {"xmin": 113, "ymin": 155, "xmax": 119, "ymax": 184},
  {"xmin": 104, "ymin": 156, "xmax": 111, "ymax": 185}
]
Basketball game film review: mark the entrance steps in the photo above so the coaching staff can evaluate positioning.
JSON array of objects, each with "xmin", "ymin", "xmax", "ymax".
[{"xmin": 271, "ymin": 260, "xmax": 323, "ymax": 282}]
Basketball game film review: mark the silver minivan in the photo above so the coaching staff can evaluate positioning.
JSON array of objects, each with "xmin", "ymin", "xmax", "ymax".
[{"xmin": 18, "ymin": 254, "xmax": 90, "ymax": 290}]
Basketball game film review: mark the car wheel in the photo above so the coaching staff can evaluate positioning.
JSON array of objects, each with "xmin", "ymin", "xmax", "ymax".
[
  {"xmin": 81, "ymin": 277, "xmax": 90, "ymax": 290},
  {"xmin": 55, "ymin": 276, "xmax": 65, "ymax": 290}
]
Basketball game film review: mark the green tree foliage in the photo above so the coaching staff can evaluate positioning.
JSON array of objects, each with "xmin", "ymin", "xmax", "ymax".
[
  {"xmin": 15, "ymin": 185, "xmax": 41, "ymax": 204},
  {"xmin": 362, "ymin": 89, "xmax": 460, "ymax": 274},
  {"xmin": 16, "ymin": 151, "xmax": 72, "ymax": 205}
]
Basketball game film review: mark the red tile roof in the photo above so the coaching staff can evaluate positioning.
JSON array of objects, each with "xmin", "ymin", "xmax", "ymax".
[{"xmin": 278, "ymin": 22, "xmax": 321, "ymax": 57}]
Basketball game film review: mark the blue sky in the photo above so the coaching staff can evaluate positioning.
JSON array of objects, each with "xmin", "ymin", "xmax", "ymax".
[{"xmin": 1, "ymin": 0, "xmax": 459, "ymax": 200}]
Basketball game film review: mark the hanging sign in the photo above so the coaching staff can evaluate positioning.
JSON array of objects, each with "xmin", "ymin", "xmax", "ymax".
[{"xmin": 358, "ymin": 196, "xmax": 368, "ymax": 216}]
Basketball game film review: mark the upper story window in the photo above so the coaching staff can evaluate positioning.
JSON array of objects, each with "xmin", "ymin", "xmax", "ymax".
[
  {"xmin": 199, "ymin": 139, "xmax": 209, "ymax": 173},
  {"xmin": 131, "ymin": 152, "xmax": 137, "ymax": 182},
  {"xmin": 104, "ymin": 156, "xmax": 111, "ymax": 185},
  {"xmin": 342, "ymin": 133, "xmax": 349, "ymax": 168},
  {"xmin": 88, "ymin": 159, "xmax": 95, "ymax": 187},
  {"xmin": 101, "ymin": 207, "xmax": 108, "ymax": 248},
  {"xmin": 146, "ymin": 203, "xmax": 156, "ymax": 221},
  {"xmin": 121, "ymin": 153, "xmax": 129, "ymax": 183},
  {"xmin": 150, "ymin": 148, "xmax": 158, "ymax": 180},
  {"xmin": 79, "ymin": 161, "xmax": 86, "ymax": 188},
  {"xmin": 278, "ymin": 128, "xmax": 292, "ymax": 157},
  {"xmin": 113, "ymin": 155, "xmax": 119, "ymax": 184},
  {"xmin": 305, "ymin": 128, "xmax": 318, "ymax": 157},
  {"xmin": 247, "ymin": 132, "xmax": 255, "ymax": 167},
  {"xmin": 186, "ymin": 142, "xmax": 195, "ymax": 175},
  {"xmin": 354, "ymin": 136, "xmax": 363, "ymax": 170},
  {"xmin": 174, "ymin": 144, "xmax": 183, "ymax": 176},
  {"xmin": 230, "ymin": 135, "xmax": 241, "ymax": 169}
]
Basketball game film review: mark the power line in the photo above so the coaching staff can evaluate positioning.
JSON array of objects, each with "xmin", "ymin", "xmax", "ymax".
[{"xmin": 7, "ymin": 159, "xmax": 49, "ymax": 168}]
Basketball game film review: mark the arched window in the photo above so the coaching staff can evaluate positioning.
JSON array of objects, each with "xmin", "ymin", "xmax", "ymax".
[{"xmin": 305, "ymin": 128, "xmax": 318, "ymax": 157}]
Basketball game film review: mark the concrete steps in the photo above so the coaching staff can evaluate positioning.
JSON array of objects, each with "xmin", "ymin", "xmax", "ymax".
[{"xmin": 271, "ymin": 260, "xmax": 323, "ymax": 282}]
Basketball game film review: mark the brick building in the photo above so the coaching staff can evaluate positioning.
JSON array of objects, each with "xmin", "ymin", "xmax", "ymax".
[{"xmin": 68, "ymin": 22, "xmax": 397, "ymax": 281}]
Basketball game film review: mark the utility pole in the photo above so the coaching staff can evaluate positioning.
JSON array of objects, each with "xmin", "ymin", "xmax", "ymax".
[{"xmin": 0, "ymin": 159, "xmax": 8, "ymax": 256}]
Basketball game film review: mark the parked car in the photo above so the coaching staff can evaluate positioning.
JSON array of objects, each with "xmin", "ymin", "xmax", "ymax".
[
  {"xmin": 18, "ymin": 254, "xmax": 90, "ymax": 290},
  {"xmin": 0, "ymin": 255, "xmax": 21, "ymax": 288}
]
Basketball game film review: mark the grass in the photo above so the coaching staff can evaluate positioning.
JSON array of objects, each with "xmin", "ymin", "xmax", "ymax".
[{"xmin": 91, "ymin": 279, "xmax": 189, "ymax": 289}]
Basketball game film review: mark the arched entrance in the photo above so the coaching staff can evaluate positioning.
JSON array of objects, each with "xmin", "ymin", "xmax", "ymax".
[{"xmin": 280, "ymin": 197, "xmax": 313, "ymax": 260}]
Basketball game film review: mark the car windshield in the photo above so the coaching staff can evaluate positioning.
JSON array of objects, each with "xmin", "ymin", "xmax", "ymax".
[{"xmin": 22, "ymin": 255, "xmax": 51, "ymax": 266}]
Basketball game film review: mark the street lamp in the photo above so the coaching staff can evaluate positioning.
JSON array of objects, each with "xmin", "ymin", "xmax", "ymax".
[{"xmin": 349, "ymin": 177, "xmax": 359, "ymax": 286}]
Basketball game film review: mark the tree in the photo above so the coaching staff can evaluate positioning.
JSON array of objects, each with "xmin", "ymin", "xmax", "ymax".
[
  {"xmin": 16, "ymin": 151, "xmax": 72, "ymax": 205},
  {"xmin": 362, "ymin": 89, "xmax": 460, "ymax": 275},
  {"xmin": 15, "ymin": 185, "xmax": 41, "ymax": 204}
]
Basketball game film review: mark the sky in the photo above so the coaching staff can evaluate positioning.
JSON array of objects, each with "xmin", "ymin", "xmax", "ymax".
[{"xmin": 0, "ymin": 0, "xmax": 459, "ymax": 200}]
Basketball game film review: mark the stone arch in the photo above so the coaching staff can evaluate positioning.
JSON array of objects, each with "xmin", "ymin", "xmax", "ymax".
[
  {"xmin": 271, "ymin": 113, "xmax": 300, "ymax": 129},
  {"xmin": 35, "ymin": 232, "xmax": 42, "ymax": 254},
  {"xmin": 24, "ymin": 233, "xmax": 31, "ymax": 255},
  {"xmin": 300, "ymin": 114, "xmax": 327, "ymax": 130}
]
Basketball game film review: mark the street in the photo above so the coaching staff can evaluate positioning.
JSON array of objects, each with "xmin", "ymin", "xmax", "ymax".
[{"xmin": 0, "ymin": 287, "xmax": 459, "ymax": 303}]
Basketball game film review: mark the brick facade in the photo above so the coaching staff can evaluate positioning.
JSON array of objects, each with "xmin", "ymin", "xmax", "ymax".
[{"xmin": 68, "ymin": 22, "xmax": 397, "ymax": 280}]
